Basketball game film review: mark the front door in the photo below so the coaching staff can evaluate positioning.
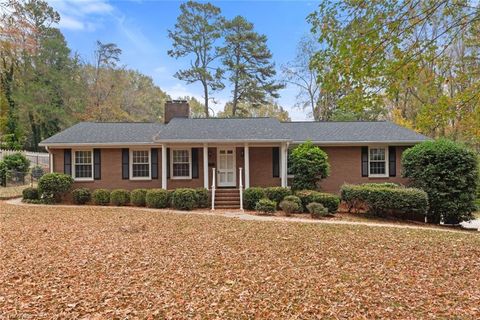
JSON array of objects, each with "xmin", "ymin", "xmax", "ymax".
[{"xmin": 217, "ymin": 148, "xmax": 236, "ymax": 187}]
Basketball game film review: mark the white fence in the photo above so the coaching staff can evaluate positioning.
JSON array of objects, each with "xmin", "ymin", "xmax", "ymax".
[{"xmin": 0, "ymin": 149, "xmax": 50, "ymax": 170}]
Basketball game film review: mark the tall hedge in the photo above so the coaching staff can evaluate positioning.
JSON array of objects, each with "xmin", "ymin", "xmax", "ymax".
[
  {"xmin": 340, "ymin": 184, "xmax": 428, "ymax": 218},
  {"xmin": 402, "ymin": 140, "xmax": 478, "ymax": 224},
  {"xmin": 290, "ymin": 141, "xmax": 330, "ymax": 190}
]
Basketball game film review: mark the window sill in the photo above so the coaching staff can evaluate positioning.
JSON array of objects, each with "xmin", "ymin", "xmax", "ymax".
[
  {"xmin": 368, "ymin": 175, "xmax": 389, "ymax": 178},
  {"xmin": 74, "ymin": 178, "xmax": 94, "ymax": 182},
  {"xmin": 129, "ymin": 177, "xmax": 152, "ymax": 181},
  {"xmin": 170, "ymin": 176, "xmax": 192, "ymax": 180}
]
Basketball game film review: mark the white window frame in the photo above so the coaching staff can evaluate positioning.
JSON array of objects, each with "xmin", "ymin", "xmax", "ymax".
[
  {"xmin": 170, "ymin": 148, "xmax": 192, "ymax": 180},
  {"xmin": 129, "ymin": 148, "xmax": 151, "ymax": 180},
  {"xmin": 368, "ymin": 146, "xmax": 389, "ymax": 178},
  {"xmin": 72, "ymin": 149, "xmax": 94, "ymax": 181}
]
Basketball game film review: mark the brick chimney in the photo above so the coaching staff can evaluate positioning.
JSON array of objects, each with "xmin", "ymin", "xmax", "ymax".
[{"xmin": 164, "ymin": 100, "xmax": 190, "ymax": 124}]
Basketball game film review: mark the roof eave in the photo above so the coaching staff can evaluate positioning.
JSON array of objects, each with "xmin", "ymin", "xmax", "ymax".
[
  {"xmin": 291, "ymin": 140, "xmax": 427, "ymax": 145},
  {"xmin": 38, "ymin": 142, "xmax": 160, "ymax": 148}
]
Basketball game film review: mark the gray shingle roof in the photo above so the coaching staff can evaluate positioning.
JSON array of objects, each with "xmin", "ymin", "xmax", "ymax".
[
  {"xmin": 39, "ymin": 118, "xmax": 430, "ymax": 146},
  {"xmin": 39, "ymin": 122, "xmax": 164, "ymax": 146},
  {"xmin": 282, "ymin": 121, "xmax": 429, "ymax": 143},
  {"xmin": 154, "ymin": 117, "xmax": 290, "ymax": 142}
]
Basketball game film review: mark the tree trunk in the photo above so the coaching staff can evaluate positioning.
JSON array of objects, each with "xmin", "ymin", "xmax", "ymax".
[
  {"xmin": 231, "ymin": 52, "xmax": 241, "ymax": 117},
  {"xmin": 203, "ymin": 82, "xmax": 209, "ymax": 118}
]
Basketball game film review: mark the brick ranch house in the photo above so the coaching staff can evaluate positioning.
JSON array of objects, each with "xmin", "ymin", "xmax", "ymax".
[{"xmin": 39, "ymin": 100, "xmax": 429, "ymax": 208}]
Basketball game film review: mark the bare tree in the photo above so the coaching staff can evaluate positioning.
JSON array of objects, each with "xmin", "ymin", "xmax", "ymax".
[{"xmin": 282, "ymin": 35, "xmax": 321, "ymax": 120}]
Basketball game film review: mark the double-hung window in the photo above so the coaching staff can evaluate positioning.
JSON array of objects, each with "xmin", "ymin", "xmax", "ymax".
[
  {"xmin": 130, "ymin": 150, "xmax": 151, "ymax": 179},
  {"xmin": 73, "ymin": 150, "xmax": 93, "ymax": 181},
  {"xmin": 171, "ymin": 149, "xmax": 191, "ymax": 179},
  {"xmin": 368, "ymin": 147, "xmax": 388, "ymax": 177}
]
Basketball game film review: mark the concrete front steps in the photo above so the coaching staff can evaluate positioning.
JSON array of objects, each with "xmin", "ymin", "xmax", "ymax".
[{"xmin": 214, "ymin": 188, "xmax": 241, "ymax": 209}]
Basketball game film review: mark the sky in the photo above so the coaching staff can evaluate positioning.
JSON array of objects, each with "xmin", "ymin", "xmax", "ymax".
[{"xmin": 48, "ymin": 0, "xmax": 320, "ymax": 120}]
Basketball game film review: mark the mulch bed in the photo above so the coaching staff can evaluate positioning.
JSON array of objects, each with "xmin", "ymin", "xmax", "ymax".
[{"xmin": 1, "ymin": 203, "xmax": 480, "ymax": 319}]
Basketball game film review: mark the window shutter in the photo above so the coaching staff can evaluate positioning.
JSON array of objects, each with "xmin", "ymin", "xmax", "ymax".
[
  {"xmin": 64, "ymin": 149, "xmax": 72, "ymax": 176},
  {"xmin": 272, "ymin": 147, "xmax": 280, "ymax": 178},
  {"xmin": 166, "ymin": 148, "xmax": 170, "ymax": 179},
  {"xmin": 192, "ymin": 148, "xmax": 199, "ymax": 179},
  {"xmin": 122, "ymin": 148, "xmax": 129, "ymax": 180},
  {"xmin": 151, "ymin": 148, "xmax": 158, "ymax": 179},
  {"xmin": 388, "ymin": 146, "xmax": 396, "ymax": 177},
  {"xmin": 94, "ymin": 149, "xmax": 101, "ymax": 180},
  {"xmin": 361, "ymin": 147, "xmax": 368, "ymax": 177}
]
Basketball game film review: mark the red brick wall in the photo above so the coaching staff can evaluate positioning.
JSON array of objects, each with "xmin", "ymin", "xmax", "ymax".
[
  {"xmin": 50, "ymin": 148, "xmax": 202, "ymax": 190},
  {"xmin": 249, "ymin": 147, "xmax": 281, "ymax": 187},
  {"xmin": 50, "ymin": 145, "xmax": 408, "ymax": 193},
  {"xmin": 317, "ymin": 146, "xmax": 409, "ymax": 193}
]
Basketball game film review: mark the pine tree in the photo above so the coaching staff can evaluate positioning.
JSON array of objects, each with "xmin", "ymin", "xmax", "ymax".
[{"xmin": 221, "ymin": 16, "xmax": 284, "ymax": 117}]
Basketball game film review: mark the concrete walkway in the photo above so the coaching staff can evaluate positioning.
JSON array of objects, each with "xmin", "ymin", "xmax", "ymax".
[
  {"xmin": 461, "ymin": 218, "xmax": 480, "ymax": 230},
  {"xmin": 5, "ymin": 198, "xmax": 477, "ymax": 234}
]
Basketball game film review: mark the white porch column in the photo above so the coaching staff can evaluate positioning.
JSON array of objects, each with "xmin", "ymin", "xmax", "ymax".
[
  {"xmin": 280, "ymin": 143, "xmax": 287, "ymax": 187},
  {"xmin": 244, "ymin": 143, "xmax": 250, "ymax": 189},
  {"xmin": 161, "ymin": 144, "xmax": 167, "ymax": 189},
  {"xmin": 203, "ymin": 144, "xmax": 209, "ymax": 189}
]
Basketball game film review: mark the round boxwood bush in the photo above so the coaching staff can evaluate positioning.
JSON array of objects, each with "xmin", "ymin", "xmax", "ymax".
[
  {"xmin": 110, "ymin": 189, "xmax": 130, "ymax": 206},
  {"xmin": 307, "ymin": 202, "xmax": 328, "ymax": 218},
  {"xmin": 283, "ymin": 195, "xmax": 303, "ymax": 212},
  {"xmin": 195, "ymin": 188, "xmax": 209, "ymax": 208},
  {"xmin": 92, "ymin": 189, "xmax": 111, "ymax": 206},
  {"xmin": 279, "ymin": 200, "xmax": 300, "ymax": 216},
  {"xmin": 243, "ymin": 187, "xmax": 266, "ymax": 210},
  {"xmin": 295, "ymin": 190, "xmax": 340, "ymax": 213},
  {"xmin": 290, "ymin": 141, "xmax": 330, "ymax": 190},
  {"xmin": 38, "ymin": 173, "xmax": 74, "ymax": 203},
  {"xmin": 402, "ymin": 139, "xmax": 479, "ymax": 224},
  {"xmin": 264, "ymin": 187, "xmax": 291, "ymax": 206},
  {"xmin": 22, "ymin": 187, "xmax": 39, "ymax": 200},
  {"xmin": 72, "ymin": 188, "xmax": 91, "ymax": 205},
  {"xmin": 255, "ymin": 198, "xmax": 277, "ymax": 215},
  {"xmin": 145, "ymin": 189, "xmax": 170, "ymax": 208},
  {"xmin": 172, "ymin": 188, "xmax": 197, "ymax": 211},
  {"xmin": 131, "ymin": 189, "xmax": 148, "ymax": 207}
]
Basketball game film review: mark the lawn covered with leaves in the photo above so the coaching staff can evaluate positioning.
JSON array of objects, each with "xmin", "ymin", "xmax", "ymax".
[{"xmin": 1, "ymin": 203, "xmax": 480, "ymax": 319}]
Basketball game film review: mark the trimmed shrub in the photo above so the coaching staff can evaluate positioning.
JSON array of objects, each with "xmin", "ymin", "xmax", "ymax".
[
  {"xmin": 38, "ymin": 173, "xmax": 74, "ymax": 203},
  {"xmin": 22, "ymin": 187, "xmax": 39, "ymax": 200},
  {"xmin": 72, "ymin": 188, "xmax": 91, "ymax": 205},
  {"xmin": 92, "ymin": 189, "xmax": 111, "ymax": 206},
  {"xmin": 290, "ymin": 141, "xmax": 330, "ymax": 190},
  {"xmin": 145, "ymin": 189, "xmax": 170, "ymax": 208},
  {"xmin": 243, "ymin": 187, "xmax": 266, "ymax": 210},
  {"xmin": 195, "ymin": 188, "xmax": 209, "ymax": 208},
  {"xmin": 110, "ymin": 189, "xmax": 130, "ymax": 206},
  {"xmin": 340, "ymin": 184, "xmax": 428, "ymax": 218},
  {"xmin": 307, "ymin": 202, "xmax": 328, "ymax": 218},
  {"xmin": 264, "ymin": 187, "xmax": 291, "ymax": 206},
  {"xmin": 2, "ymin": 152, "xmax": 30, "ymax": 174},
  {"xmin": 361, "ymin": 182, "xmax": 400, "ymax": 189},
  {"xmin": 279, "ymin": 200, "xmax": 300, "ymax": 216},
  {"xmin": 255, "ymin": 198, "xmax": 276, "ymax": 215},
  {"xmin": 283, "ymin": 195, "xmax": 303, "ymax": 212},
  {"xmin": 131, "ymin": 189, "xmax": 148, "ymax": 207},
  {"xmin": 172, "ymin": 188, "xmax": 197, "ymax": 211},
  {"xmin": 295, "ymin": 190, "xmax": 340, "ymax": 213},
  {"xmin": 402, "ymin": 139, "xmax": 478, "ymax": 224}
]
